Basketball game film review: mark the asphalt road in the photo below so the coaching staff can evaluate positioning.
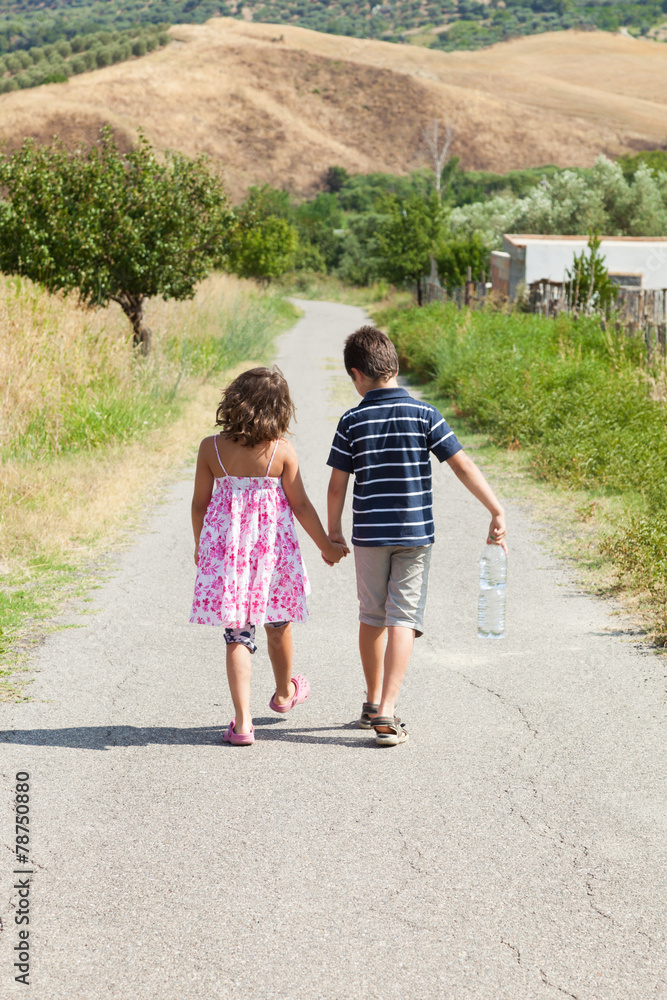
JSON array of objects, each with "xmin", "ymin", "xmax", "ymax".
[{"xmin": 1, "ymin": 299, "xmax": 666, "ymax": 1000}]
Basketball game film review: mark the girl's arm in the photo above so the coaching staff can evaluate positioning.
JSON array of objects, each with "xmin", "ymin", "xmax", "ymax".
[
  {"xmin": 446, "ymin": 450, "xmax": 507, "ymax": 550},
  {"xmin": 191, "ymin": 439, "xmax": 215, "ymax": 565},
  {"xmin": 281, "ymin": 441, "xmax": 349, "ymax": 565}
]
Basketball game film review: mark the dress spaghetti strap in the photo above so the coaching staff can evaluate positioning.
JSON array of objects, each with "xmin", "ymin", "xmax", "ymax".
[
  {"xmin": 213, "ymin": 435, "xmax": 228, "ymax": 477},
  {"xmin": 266, "ymin": 439, "xmax": 280, "ymax": 476}
]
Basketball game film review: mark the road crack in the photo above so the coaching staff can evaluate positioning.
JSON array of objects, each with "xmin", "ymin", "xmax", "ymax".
[
  {"xmin": 458, "ymin": 673, "xmax": 538, "ymax": 739},
  {"xmin": 501, "ymin": 936, "xmax": 521, "ymax": 965}
]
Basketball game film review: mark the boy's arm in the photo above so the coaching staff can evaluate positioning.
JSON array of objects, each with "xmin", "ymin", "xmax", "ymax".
[
  {"xmin": 327, "ymin": 467, "xmax": 350, "ymax": 546},
  {"xmin": 282, "ymin": 442, "xmax": 349, "ymax": 565},
  {"xmin": 446, "ymin": 450, "xmax": 507, "ymax": 548}
]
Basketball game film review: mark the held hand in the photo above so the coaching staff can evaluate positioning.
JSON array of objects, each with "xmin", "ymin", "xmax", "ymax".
[
  {"xmin": 487, "ymin": 514, "xmax": 507, "ymax": 553},
  {"xmin": 322, "ymin": 540, "xmax": 349, "ymax": 566},
  {"xmin": 328, "ymin": 531, "xmax": 349, "ymax": 550}
]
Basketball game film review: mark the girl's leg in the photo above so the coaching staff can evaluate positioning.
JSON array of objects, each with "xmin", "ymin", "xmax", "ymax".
[
  {"xmin": 264, "ymin": 622, "xmax": 295, "ymax": 705},
  {"xmin": 359, "ymin": 622, "xmax": 386, "ymax": 706},
  {"xmin": 226, "ymin": 642, "xmax": 253, "ymax": 734}
]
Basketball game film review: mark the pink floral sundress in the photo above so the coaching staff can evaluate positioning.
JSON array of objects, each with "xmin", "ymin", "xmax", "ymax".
[{"xmin": 190, "ymin": 437, "xmax": 310, "ymax": 628}]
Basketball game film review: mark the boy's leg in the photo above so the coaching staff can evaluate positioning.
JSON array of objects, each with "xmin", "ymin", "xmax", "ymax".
[
  {"xmin": 264, "ymin": 622, "xmax": 295, "ymax": 705},
  {"xmin": 354, "ymin": 545, "xmax": 392, "ymax": 705},
  {"xmin": 375, "ymin": 626, "xmax": 416, "ymax": 726},
  {"xmin": 375, "ymin": 545, "xmax": 432, "ymax": 731},
  {"xmin": 359, "ymin": 623, "xmax": 386, "ymax": 705}
]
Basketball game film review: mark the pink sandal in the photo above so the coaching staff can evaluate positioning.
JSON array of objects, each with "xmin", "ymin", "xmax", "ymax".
[
  {"xmin": 269, "ymin": 675, "xmax": 311, "ymax": 714},
  {"xmin": 222, "ymin": 720, "xmax": 255, "ymax": 746}
]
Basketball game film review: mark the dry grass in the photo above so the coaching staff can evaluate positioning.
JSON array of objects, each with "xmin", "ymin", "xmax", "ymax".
[
  {"xmin": 0, "ymin": 272, "xmax": 285, "ymax": 569},
  {"xmin": 0, "ymin": 21, "xmax": 665, "ymax": 198},
  {"xmin": 0, "ymin": 273, "xmax": 297, "ymax": 697}
]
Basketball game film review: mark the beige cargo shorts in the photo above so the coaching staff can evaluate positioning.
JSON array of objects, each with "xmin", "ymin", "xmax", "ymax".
[{"xmin": 353, "ymin": 544, "xmax": 433, "ymax": 638}]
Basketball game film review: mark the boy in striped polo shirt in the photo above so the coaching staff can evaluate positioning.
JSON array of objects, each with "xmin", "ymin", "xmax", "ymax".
[{"xmin": 327, "ymin": 325, "xmax": 506, "ymax": 746}]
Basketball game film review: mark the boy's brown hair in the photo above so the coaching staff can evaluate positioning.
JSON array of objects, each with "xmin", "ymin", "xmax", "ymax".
[
  {"xmin": 216, "ymin": 366, "xmax": 295, "ymax": 448},
  {"xmin": 343, "ymin": 325, "xmax": 399, "ymax": 382}
]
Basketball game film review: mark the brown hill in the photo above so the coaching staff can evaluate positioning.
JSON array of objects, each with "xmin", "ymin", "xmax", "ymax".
[{"xmin": 1, "ymin": 20, "xmax": 666, "ymax": 199}]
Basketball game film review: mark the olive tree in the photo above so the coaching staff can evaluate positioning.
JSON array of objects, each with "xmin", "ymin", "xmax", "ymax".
[{"xmin": 0, "ymin": 128, "xmax": 235, "ymax": 353}]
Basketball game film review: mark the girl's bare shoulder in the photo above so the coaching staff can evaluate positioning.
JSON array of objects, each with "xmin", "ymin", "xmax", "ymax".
[
  {"xmin": 197, "ymin": 435, "xmax": 217, "ymax": 455},
  {"xmin": 277, "ymin": 436, "xmax": 296, "ymax": 454},
  {"xmin": 276, "ymin": 437, "xmax": 297, "ymax": 460},
  {"xmin": 198, "ymin": 434, "xmax": 228, "ymax": 471},
  {"xmin": 199, "ymin": 432, "xmax": 221, "ymax": 447}
]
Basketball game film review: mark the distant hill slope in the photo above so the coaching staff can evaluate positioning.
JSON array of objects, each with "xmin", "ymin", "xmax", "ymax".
[{"xmin": 0, "ymin": 20, "xmax": 666, "ymax": 199}]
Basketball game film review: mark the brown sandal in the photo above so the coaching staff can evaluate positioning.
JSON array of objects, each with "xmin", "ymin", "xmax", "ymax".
[
  {"xmin": 372, "ymin": 716, "xmax": 409, "ymax": 747},
  {"xmin": 358, "ymin": 702, "xmax": 379, "ymax": 729}
]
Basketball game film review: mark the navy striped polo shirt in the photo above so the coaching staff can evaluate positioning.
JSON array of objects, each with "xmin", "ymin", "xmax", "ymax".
[{"xmin": 327, "ymin": 386, "xmax": 462, "ymax": 546}]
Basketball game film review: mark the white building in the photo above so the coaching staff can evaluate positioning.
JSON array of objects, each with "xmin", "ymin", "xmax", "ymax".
[{"xmin": 491, "ymin": 235, "xmax": 667, "ymax": 300}]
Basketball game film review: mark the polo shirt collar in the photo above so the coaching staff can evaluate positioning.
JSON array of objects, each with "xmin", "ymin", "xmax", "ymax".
[{"xmin": 360, "ymin": 387, "xmax": 410, "ymax": 405}]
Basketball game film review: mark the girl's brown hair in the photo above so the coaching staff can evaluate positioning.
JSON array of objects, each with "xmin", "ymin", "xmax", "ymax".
[{"xmin": 215, "ymin": 366, "xmax": 295, "ymax": 448}]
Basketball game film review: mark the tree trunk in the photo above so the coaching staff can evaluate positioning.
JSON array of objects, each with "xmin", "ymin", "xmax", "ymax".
[
  {"xmin": 114, "ymin": 293, "xmax": 152, "ymax": 355},
  {"xmin": 416, "ymin": 277, "xmax": 423, "ymax": 307}
]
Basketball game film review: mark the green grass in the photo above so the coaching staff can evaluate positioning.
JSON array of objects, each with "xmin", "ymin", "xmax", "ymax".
[
  {"xmin": 0, "ymin": 555, "xmax": 98, "ymax": 700},
  {"xmin": 375, "ymin": 300, "xmax": 667, "ymax": 643}
]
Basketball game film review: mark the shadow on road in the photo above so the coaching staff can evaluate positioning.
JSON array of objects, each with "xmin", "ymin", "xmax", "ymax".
[{"xmin": 0, "ymin": 721, "xmax": 376, "ymax": 750}]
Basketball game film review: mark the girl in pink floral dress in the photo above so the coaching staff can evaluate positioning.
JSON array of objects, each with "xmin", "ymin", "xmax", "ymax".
[{"xmin": 191, "ymin": 367, "xmax": 347, "ymax": 746}]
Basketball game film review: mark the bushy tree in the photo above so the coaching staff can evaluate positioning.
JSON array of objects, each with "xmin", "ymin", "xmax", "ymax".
[
  {"xmin": 292, "ymin": 241, "xmax": 327, "ymax": 273},
  {"xmin": 436, "ymin": 232, "xmax": 488, "ymax": 290},
  {"xmin": 335, "ymin": 212, "xmax": 383, "ymax": 286},
  {"xmin": 324, "ymin": 165, "xmax": 349, "ymax": 193},
  {"xmin": 227, "ymin": 188, "xmax": 298, "ymax": 282},
  {"xmin": 0, "ymin": 128, "xmax": 234, "ymax": 353},
  {"xmin": 375, "ymin": 193, "xmax": 443, "ymax": 303}
]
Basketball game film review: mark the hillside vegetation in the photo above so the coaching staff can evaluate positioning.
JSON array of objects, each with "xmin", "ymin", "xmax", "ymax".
[
  {"xmin": 243, "ymin": 0, "xmax": 667, "ymax": 48},
  {"xmin": 1, "ymin": 21, "xmax": 666, "ymax": 198},
  {"xmin": 0, "ymin": 24, "xmax": 169, "ymax": 94},
  {"xmin": 2, "ymin": 0, "xmax": 665, "ymax": 59}
]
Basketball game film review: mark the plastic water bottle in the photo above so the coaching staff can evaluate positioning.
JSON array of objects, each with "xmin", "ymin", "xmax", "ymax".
[{"xmin": 477, "ymin": 542, "xmax": 506, "ymax": 639}]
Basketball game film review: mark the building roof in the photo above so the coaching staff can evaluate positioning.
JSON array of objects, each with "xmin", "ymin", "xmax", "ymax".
[{"xmin": 504, "ymin": 234, "xmax": 667, "ymax": 246}]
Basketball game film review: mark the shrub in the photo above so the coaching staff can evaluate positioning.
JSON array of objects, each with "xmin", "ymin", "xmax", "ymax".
[{"xmin": 378, "ymin": 300, "xmax": 667, "ymax": 638}]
